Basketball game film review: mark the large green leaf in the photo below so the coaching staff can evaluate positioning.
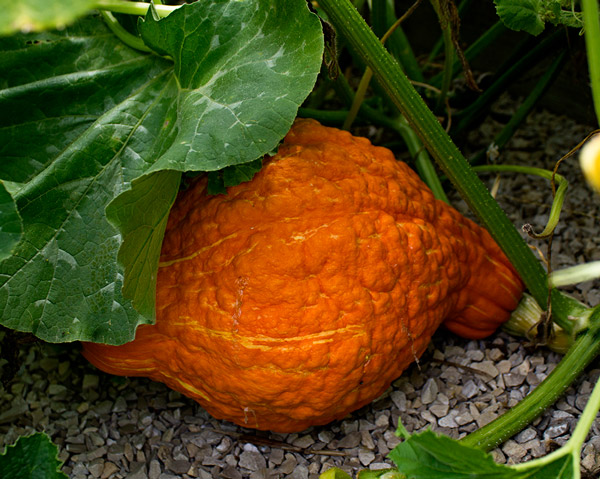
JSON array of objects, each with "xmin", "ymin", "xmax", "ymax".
[
  {"xmin": 0, "ymin": 0, "xmax": 96, "ymax": 36},
  {"xmin": 0, "ymin": 433, "xmax": 68, "ymax": 479},
  {"xmin": 137, "ymin": 1, "xmax": 322, "ymax": 173},
  {"xmin": 0, "ymin": 1, "xmax": 324, "ymax": 344}
]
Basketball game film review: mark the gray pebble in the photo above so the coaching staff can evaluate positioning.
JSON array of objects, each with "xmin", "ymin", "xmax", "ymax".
[
  {"xmin": 551, "ymin": 410, "xmax": 575, "ymax": 423},
  {"xmin": 100, "ymin": 462, "xmax": 119, "ymax": 478},
  {"xmin": 383, "ymin": 431, "xmax": 401, "ymax": 449},
  {"xmin": 461, "ymin": 380, "xmax": 479, "ymax": 399},
  {"xmin": 71, "ymin": 463, "xmax": 88, "ymax": 477},
  {"xmin": 82, "ymin": 374, "xmax": 100, "ymax": 390},
  {"xmin": 94, "ymin": 400, "xmax": 113, "ymax": 416},
  {"xmin": 216, "ymin": 436, "xmax": 232, "ymax": 453},
  {"xmin": 455, "ymin": 410, "xmax": 474, "ymax": 426},
  {"xmin": 471, "ymin": 361, "xmax": 499, "ymax": 378},
  {"xmin": 488, "ymin": 348, "xmax": 504, "ymax": 361},
  {"xmin": 126, "ymin": 462, "xmax": 147, "ymax": 479},
  {"xmin": 467, "ymin": 350, "xmax": 485, "ymax": 361},
  {"xmin": 440, "ymin": 367, "xmax": 461, "ymax": 384},
  {"xmin": 250, "ymin": 469, "xmax": 273, "ymax": 479},
  {"xmin": 390, "ymin": 391, "xmax": 407, "ymax": 411},
  {"xmin": 48, "ymin": 384, "xmax": 68, "ymax": 396},
  {"xmin": 526, "ymin": 372, "xmax": 541, "ymax": 386},
  {"xmin": 317, "ymin": 430, "xmax": 335, "ymax": 443},
  {"xmin": 359, "ymin": 448, "xmax": 376, "ymax": 466},
  {"xmin": 221, "ymin": 465, "xmax": 243, "ymax": 479},
  {"xmin": 239, "ymin": 450, "xmax": 267, "ymax": 471},
  {"xmin": 375, "ymin": 414, "xmax": 389, "ymax": 428},
  {"xmin": 582, "ymin": 453, "xmax": 597, "ymax": 471},
  {"xmin": 502, "ymin": 440, "xmax": 527, "ymax": 460},
  {"xmin": 269, "ymin": 448, "xmax": 284, "ymax": 465},
  {"xmin": 292, "ymin": 435, "xmax": 315, "ymax": 449},
  {"xmin": 278, "ymin": 455, "xmax": 298, "ymax": 474},
  {"xmin": 490, "ymin": 448, "xmax": 506, "ymax": 464},
  {"xmin": 148, "ymin": 459, "xmax": 161, "ymax": 479},
  {"xmin": 87, "ymin": 446, "xmax": 108, "ymax": 461},
  {"xmin": 504, "ymin": 373, "xmax": 526, "ymax": 387},
  {"xmin": 360, "ymin": 430, "xmax": 375, "ymax": 450},
  {"xmin": 359, "ymin": 419, "xmax": 376, "ymax": 431},
  {"xmin": 87, "ymin": 459, "xmax": 104, "ymax": 478},
  {"xmin": 369, "ymin": 462, "xmax": 394, "ymax": 470},
  {"xmin": 421, "ymin": 410, "xmax": 437, "ymax": 425},
  {"xmin": 421, "ymin": 378, "xmax": 438, "ymax": 405},
  {"xmin": 167, "ymin": 459, "xmax": 190, "ymax": 475},
  {"xmin": 430, "ymin": 402, "xmax": 449, "ymax": 418},
  {"xmin": 40, "ymin": 358, "xmax": 60, "ymax": 372},
  {"xmin": 497, "ymin": 360, "xmax": 512, "ymax": 374},
  {"xmin": 576, "ymin": 394, "xmax": 590, "ymax": 411},
  {"xmin": 113, "ymin": 396, "xmax": 127, "ymax": 413},
  {"xmin": 202, "ymin": 456, "xmax": 224, "ymax": 467},
  {"xmin": 544, "ymin": 423, "xmax": 570, "ymax": 439},
  {"xmin": 342, "ymin": 421, "xmax": 359, "ymax": 434},
  {"xmin": 337, "ymin": 431, "xmax": 361, "ymax": 449},
  {"xmin": 439, "ymin": 412, "xmax": 459, "ymax": 428},
  {"xmin": 289, "ymin": 464, "xmax": 309, "ymax": 479},
  {"xmin": 515, "ymin": 427, "xmax": 537, "ymax": 443}
]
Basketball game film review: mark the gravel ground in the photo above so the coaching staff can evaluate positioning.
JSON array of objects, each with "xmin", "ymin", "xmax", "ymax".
[{"xmin": 2, "ymin": 99, "xmax": 600, "ymax": 478}]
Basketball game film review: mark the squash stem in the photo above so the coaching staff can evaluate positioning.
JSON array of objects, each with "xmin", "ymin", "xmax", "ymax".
[{"xmin": 317, "ymin": 0, "xmax": 550, "ymax": 309}]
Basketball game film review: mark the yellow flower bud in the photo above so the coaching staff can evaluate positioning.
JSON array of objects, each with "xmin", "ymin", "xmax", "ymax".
[{"xmin": 579, "ymin": 133, "xmax": 600, "ymax": 191}]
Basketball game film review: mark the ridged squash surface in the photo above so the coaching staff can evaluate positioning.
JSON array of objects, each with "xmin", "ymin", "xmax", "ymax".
[{"xmin": 83, "ymin": 119, "xmax": 523, "ymax": 432}]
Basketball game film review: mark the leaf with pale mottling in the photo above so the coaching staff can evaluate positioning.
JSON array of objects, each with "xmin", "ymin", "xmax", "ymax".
[{"xmin": 0, "ymin": 0, "xmax": 323, "ymax": 344}]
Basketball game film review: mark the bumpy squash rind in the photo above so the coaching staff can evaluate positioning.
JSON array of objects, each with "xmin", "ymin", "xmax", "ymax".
[{"xmin": 83, "ymin": 119, "xmax": 523, "ymax": 432}]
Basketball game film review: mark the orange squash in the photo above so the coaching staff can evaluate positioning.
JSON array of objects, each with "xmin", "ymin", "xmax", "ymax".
[{"xmin": 82, "ymin": 119, "xmax": 523, "ymax": 432}]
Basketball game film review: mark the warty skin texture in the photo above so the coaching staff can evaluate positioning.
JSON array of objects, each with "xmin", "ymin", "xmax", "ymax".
[{"xmin": 83, "ymin": 119, "xmax": 524, "ymax": 432}]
